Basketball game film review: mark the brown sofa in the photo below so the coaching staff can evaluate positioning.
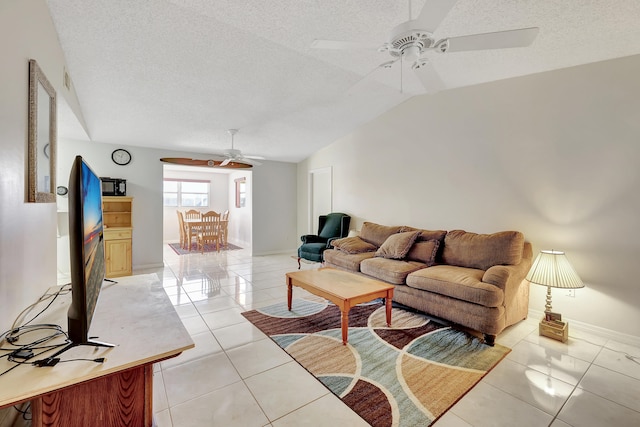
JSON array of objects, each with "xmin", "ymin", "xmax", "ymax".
[{"xmin": 323, "ymin": 222, "xmax": 533, "ymax": 345}]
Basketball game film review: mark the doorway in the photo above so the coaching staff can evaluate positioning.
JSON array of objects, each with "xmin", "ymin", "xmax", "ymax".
[
  {"xmin": 162, "ymin": 164, "xmax": 252, "ymax": 249},
  {"xmin": 308, "ymin": 167, "xmax": 332, "ymax": 234}
]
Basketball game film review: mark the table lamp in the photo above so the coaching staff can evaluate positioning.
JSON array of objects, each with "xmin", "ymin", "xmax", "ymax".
[{"xmin": 526, "ymin": 250, "xmax": 584, "ymax": 342}]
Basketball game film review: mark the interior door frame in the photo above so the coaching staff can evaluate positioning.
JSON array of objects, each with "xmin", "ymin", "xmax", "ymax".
[{"xmin": 307, "ymin": 167, "xmax": 332, "ymax": 234}]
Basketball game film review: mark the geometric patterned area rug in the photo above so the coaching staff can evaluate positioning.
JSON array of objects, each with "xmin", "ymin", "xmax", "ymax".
[
  {"xmin": 168, "ymin": 242, "xmax": 242, "ymax": 255},
  {"xmin": 242, "ymin": 300, "xmax": 510, "ymax": 427}
]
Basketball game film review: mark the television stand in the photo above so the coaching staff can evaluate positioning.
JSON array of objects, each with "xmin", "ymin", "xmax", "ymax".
[{"xmin": 0, "ymin": 274, "xmax": 194, "ymax": 427}]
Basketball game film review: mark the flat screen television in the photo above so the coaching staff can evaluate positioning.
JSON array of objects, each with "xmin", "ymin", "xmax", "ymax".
[
  {"xmin": 67, "ymin": 155, "xmax": 108, "ymax": 345},
  {"xmin": 32, "ymin": 156, "xmax": 112, "ymax": 366}
]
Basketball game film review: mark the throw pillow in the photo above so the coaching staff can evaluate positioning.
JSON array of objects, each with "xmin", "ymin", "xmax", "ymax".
[
  {"xmin": 400, "ymin": 226, "xmax": 447, "ymax": 243},
  {"xmin": 359, "ymin": 222, "xmax": 403, "ymax": 247},
  {"xmin": 406, "ymin": 239, "xmax": 440, "ymax": 266},
  {"xmin": 375, "ymin": 231, "xmax": 421, "ymax": 259},
  {"xmin": 331, "ymin": 236, "xmax": 377, "ymax": 254}
]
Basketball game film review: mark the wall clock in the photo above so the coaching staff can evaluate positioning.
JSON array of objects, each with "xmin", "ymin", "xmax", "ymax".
[{"xmin": 112, "ymin": 149, "xmax": 131, "ymax": 166}]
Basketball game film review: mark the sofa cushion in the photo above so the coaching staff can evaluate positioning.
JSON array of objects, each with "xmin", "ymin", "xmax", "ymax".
[
  {"xmin": 400, "ymin": 226, "xmax": 447, "ymax": 243},
  {"xmin": 331, "ymin": 236, "xmax": 377, "ymax": 254},
  {"xmin": 406, "ymin": 239, "xmax": 440, "ymax": 265},
  {"xmin": 375, "ymin": 231, "xmax": 420, "ymax": 259},
  {"xmin": 406, "ymin": 265, "xmax": 504, "ymax": 308},
  {"xmin": 359, "ymin": 222, "xmax": 403, "ymax": 247},
  {"xmin": 323, "ymin": 249, "xmax": 375, "ymax": 272},
  {"xmin": 441, "ymin": 230, "xmax": 524, "ymax": 271},
  {"xmin": 361, "ymin": 258, "xmax": 427, "ymax": 285}
]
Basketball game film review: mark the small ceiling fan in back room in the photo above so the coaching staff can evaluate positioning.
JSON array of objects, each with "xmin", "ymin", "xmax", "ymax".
[
  {"xmin": 311, "ymin": 0, "xmax": 539, "ymax": 93},
  {"xmin": 160, "ymin": 129, "xmax": 264, "ymax": 169}
]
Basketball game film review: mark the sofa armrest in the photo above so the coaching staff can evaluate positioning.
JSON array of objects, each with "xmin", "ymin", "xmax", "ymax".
[
  {"xmin": 301, "ymin": 235, "xmax": 327, "ymax": 244},
  {"xmin": 326, "ymin": 236, "xmax": 339, "ymax": 248},
  {"xmin": 483, "ymin": 265, "xmax": 519, "ymax": 290},
  {"xmin": 483, "ymin": 250, "xmax": 532, "ymax": 304}
]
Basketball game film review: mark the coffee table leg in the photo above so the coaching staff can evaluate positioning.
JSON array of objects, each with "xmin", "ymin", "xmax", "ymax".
[
  {"xmin": 287, "ymin": 280, "xmax": 292, "ymax": 311},
  {"xmin": 385, "ymin": 292, "xmax": 392, "ymax": 327},
  {"xmin": 341, "ymin": 309, "xmax": 348, "ymax": 345}
]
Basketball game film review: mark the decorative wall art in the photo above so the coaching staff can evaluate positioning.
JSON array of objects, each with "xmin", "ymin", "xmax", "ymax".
[{"xmin": 28, "ymin": 59, "xmax": 57, "ymax": 203}]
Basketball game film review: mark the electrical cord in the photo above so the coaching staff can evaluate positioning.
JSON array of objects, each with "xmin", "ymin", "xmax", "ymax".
[
  {"xmin": 10, "ymin": 284, "xmax": 71, "ymax": 330},
  {"xmin": 13, "ymin": 402, "xmax": 31, "ymax": 421}
]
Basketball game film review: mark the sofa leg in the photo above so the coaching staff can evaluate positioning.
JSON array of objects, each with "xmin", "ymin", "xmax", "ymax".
[
  {"xmin": 484, "ymin": 334, "xmax": 496, "ymax": 346},
  {"xmin": 297, "ymin": 257, "xmax": 301, "ymax": 269}
]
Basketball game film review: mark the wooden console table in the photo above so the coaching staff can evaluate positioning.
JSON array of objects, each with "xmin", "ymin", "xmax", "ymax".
[{"xmin": 0, "ymin": 274, "xmax": 194, "ymax": 426}]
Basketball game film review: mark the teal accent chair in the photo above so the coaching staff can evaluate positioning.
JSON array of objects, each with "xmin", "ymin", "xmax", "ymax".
[{"xmin": 297, "ymin": 213, "xmax": 351, "ymax": 268}]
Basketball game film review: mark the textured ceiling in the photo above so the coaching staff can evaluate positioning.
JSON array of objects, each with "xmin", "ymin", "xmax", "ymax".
[{"xmin": 47, "ymin": 0, "xmax": 640, "ymax": 163}]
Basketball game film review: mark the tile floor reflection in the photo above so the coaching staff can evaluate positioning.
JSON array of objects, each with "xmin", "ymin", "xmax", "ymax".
[{"xmin": 143, "ymin": 244, "xmax": 640, "ymax": 426}]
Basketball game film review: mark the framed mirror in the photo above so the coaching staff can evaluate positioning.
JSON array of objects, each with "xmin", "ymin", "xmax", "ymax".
[
  {"xmin": 28, "ymin": 59, "xmax": 57, "ymax": 203},
  {"xmin": 235, "ymin": 177, "xmax": 246, "ymax": 208}
]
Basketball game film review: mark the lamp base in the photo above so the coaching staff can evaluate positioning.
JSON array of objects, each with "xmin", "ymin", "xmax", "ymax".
[{"xmin": 539, "ymin": 317, "xmax": 568, "ymax": 343}]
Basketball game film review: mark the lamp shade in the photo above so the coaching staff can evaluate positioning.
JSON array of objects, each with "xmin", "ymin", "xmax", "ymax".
[{"xmin": 526, "ymin": 250, "xmax": 584, "ymax": 289}]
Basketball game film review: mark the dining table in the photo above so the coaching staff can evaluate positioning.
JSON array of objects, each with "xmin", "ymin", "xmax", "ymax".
[{"xmin": 184, "ymin": 217, "xmax": 228, "ymax": 251}]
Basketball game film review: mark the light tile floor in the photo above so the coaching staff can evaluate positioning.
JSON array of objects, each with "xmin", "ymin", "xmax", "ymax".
[{"xmin": 143, "ymin": 244, "xmax": 640, "ymax": 427}]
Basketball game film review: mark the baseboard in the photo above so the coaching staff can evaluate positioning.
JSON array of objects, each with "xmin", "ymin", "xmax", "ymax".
[
  {"xmin": 252, "ymin": 248, "xmax": 298, "ymax": 257},
  {"xmin": 529, "ymin": 308, "xmax": 640, "ymax": 347},
  {"xmin": 132, "ymin": 262, "xmax": 164, "ymax": 272}
]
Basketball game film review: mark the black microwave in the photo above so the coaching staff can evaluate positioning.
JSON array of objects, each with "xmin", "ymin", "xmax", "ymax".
[{"xmin": 101, "ymin": 177, "xmax": 127, "ymax": 196}]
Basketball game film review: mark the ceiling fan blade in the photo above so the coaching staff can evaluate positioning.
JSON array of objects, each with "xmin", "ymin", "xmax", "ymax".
[
  {"xmin": 346, "ymin": 59, "xmax": 401, "ymax": 95},
  {"xmin": 219, "ymin": 158, "xmax": 231, "ymax": 167},
  {"xmin": 413, "ymin": 61, "xmax": 445, "ymax": 93},
  {"xmin": 160, "ymin": 157, "xmax": 220, "ymax": 167},
  {"xmin": 311, "ymin": 39, "xmax": 380, "ymax": 50},
  {"xmin": 444, "ymin": 27, "xmax": 539, "ymax": 53},
  {"xmin": 242, "ymin": 157, "xmax": 262, "ymax": 166},
  {"xmin": 415, "ymin": 0, "xmax": 458, "ymax": 32}
]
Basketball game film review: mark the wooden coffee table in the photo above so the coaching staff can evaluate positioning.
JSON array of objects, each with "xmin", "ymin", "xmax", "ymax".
[{"xmin": 286, "ymin": 268, "xmax": 394, "ymax": 345}]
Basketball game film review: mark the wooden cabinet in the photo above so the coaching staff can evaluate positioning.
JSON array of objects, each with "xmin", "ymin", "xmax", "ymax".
[{"xmin": 103, "ymin": 196, "xmax": 133, "ymax": 278}]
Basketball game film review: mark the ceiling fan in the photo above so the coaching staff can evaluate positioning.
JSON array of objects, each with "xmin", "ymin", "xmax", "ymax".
[
  {"xmin": 311, "ymin": 0, "xmax": 539, "ymax": 93},
  {"xmin": 160, "ymin": 129, "xmax": 263, "ymax": 169},
  {"xmin": 218, "ymin": 129, "xmax": 263, "ymax": 167}
]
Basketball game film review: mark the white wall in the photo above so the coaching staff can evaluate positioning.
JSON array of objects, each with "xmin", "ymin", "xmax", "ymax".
[
  {"xmin": 298, "ymin": 55, "xmax": 640, "ymax": 339},
  {"xmin": 162, "ymin": 168, "xmax": 231, "ymax": 243},
  {"xmin": 252, "ymin": 160, "xmax": 298, "ymax": 255},
  {"xmin": 0, "ymin": 0, "xmax": 85, "ymax": 331},
  {"xmin": 229, "ymin": 171, "xmax": 253, "ymax": 248},
  {"xmin": 58, "ymin": 139, "xmax": 296, "ymax": 272}
]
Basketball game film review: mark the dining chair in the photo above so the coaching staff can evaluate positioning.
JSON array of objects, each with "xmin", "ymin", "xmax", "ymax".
[
  {"xmin": 220, "ymin": 210, "xmax": 229, "ymax": 248},
  {"xmin": 176, "ymin": 210, "xmax": 186, "ymax": 249},
  {"xmin": 184, "ymin": 209, "xmax": 201, "ymax": 220},
  {"xmin": 177, "ymin": 210, "xmax": 197, "ymax": 250},
  {"xmin": 197, "ymin": 211, "xmax": 221, "ymax": 253}
]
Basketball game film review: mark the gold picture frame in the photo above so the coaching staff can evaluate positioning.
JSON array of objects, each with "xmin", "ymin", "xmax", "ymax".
[
  {"xmin": 235, "ymin": 177, "xmax": 246, "ymax": 208},
  {"xmin": 28, "ymin": 59, "xmax": 57, "ymax": 203}
]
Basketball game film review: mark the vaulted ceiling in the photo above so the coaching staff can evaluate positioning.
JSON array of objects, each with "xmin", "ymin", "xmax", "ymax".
[{"xmin": 47, "ymin": 0, "xmax": 640, "ymax": 163}]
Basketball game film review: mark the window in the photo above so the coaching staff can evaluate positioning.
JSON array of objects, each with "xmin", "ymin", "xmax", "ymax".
[{"xmin": 163, "ymin": 179, "xmax": 209, "ymax": 207}]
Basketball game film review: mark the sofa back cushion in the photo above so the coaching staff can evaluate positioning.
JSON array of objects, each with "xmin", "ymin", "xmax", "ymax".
[
  {"xmin": 400, "ymin": 226, "xmax": 447, "ymax": 243},
  {"xmin": 359, "ymin": 222, "xmax": 403, "ymax": 247},
  {"xmin": 441, "ymin": 230, "xmax": 525, "ymax": 270}
]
